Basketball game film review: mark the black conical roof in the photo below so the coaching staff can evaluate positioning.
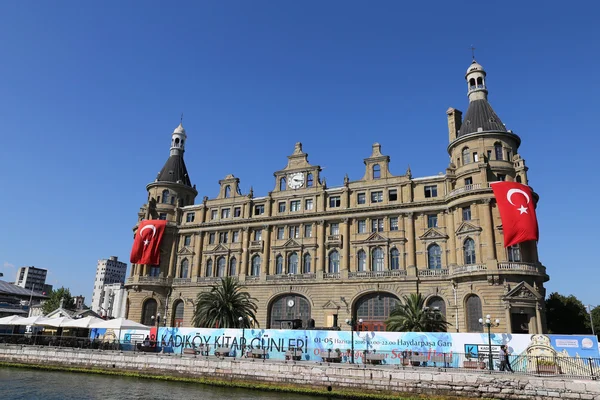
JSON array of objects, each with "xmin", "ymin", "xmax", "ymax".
[
  {"xmin": 156, "ymin": 154, "xmax": 192, "ymax": 186},
  {"xmin": 458, "ymin": 99, "xmax": 507, "ymax": 137}
]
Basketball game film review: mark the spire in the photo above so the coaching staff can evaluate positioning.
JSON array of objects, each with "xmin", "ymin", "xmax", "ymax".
[
  {"xmin": 465, "ymin": 59, "xmax": 487, "ymax": 102},
  {"xmin": 155, "ymin": 122, "xmax": 192, "ymax": 187}
]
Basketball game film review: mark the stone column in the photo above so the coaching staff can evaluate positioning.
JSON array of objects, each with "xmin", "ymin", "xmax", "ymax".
[
  {"xmin": 191, "ymin": 232, "xmax": 203, "ymax": 277},
  {"xmin": 446, "ymin": 209, "xmax": 457, "ymax": 266},
  {"xmin": 504, "ymin": 303, "xmax": 512, "ymax": 333},
  {"xmin": 317, "ymin": 220, "xmax": 325, "ymax": 274},
  {"xmin": 405, "ymin": 213, "xmax": 416, "ymax": 273},
  {"xmin": 480, "ymin": 199, "xmax": 496, "ymax": 261},
  {"xmin": 167, "ymin": 231, "xmax": 177, "ymax": 277},
  {"xmin": 241, "ymin": 226, "xmax": 250, "ymax": 276},
  {"xmin": 535, "ymin": 303, "xmax": 543, "ymax": 334},
  {"xmin": 261, "ymin": 225, "xmax": 271, "ymax": 277},
  {"xmin": 342, "ymin": 218, "xmax": 350, "ymax": 273}
]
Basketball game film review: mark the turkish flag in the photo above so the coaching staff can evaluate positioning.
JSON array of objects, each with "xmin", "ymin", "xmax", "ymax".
[
  {"xmin": 491, "ymin": 182, "xmax": 539, "ymax": 248},
  {"xmin": 130, "ymin": 220, "xmax": 167, "ymax": 265}
]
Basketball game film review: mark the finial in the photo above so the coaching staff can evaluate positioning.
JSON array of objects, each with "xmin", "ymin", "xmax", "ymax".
[
  {"xmin": 249, "ymin": 186, "xmax": 254, "ymax": 198},
  {"xmin": 406, "ymin": 164, "xmax": 412, "ymax": 178},
  {"xmin": 470, "ymin": 45, "xmax": 476, "ymax": 61},
  {"xmin": 344, "ymin": 173, "xmax": 349, "ymax": 186},
  {"xmin": 180, "ymin": 113, "xmax": 184, "ymax": 124}
]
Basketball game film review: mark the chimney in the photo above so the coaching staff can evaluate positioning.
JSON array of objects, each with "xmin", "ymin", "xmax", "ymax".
[{"xmin": 446, "ymin": 108, "xmax": 462, "ymax": 143}]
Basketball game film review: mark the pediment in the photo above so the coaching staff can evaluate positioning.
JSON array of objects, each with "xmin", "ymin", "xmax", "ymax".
[
  {"xmin": 211, "ymin": 244, "xmax": 229, "ymax": 253},
  {"xmin": 177, "ymin": 246, "xmax": 195, "ymax": 256},
  {"xmin": 282, "ymin": 238, "xmax": 301, "ymax": 248},
  {"xmin": 322, "ymin": 300, "xmax": 340, "ymax": 310},
  {"xmin": 419, "ymin": 228, "xmax": 448, "ymax": 241},
  {"xmin": 503, "ymin": 281, "xmax": 541, "ymax": 301},
  {"xmin": 365, "ymin": 232, "xmax": 388, "ymax": 243},
  {"xmin": 455, "ymin": 222, "xmax": 482, "ymax": 236}
]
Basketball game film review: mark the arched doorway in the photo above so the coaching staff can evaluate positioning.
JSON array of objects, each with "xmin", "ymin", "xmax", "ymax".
[
  {"xmin": 465, "ymin": 295, "xmax": 483, "ymax": 332},
  {"xmin": 172, "ymin": 300, "xmax": 184, "ymax": 327},
  {"xmin": 268, "ymin": 294, "xmax": 311, "ymax": 329},
  {"xmin": 355, "ymin": 292, "xmax": 399, "ymax": 332},
  {"xmin": 141, "ymin": 298, "xmax": 157, "ymax": 326}
]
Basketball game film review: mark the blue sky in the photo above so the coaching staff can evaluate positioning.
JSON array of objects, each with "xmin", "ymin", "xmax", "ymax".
[{"xmin": 0, "ymin": 1, "xmax": 598, "ymax": 307}]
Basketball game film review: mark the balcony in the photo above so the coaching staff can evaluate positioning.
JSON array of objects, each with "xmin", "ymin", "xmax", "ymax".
[
  {"xmin": 246, "ymin": 275, "xmax": 261, "ymax": 282},
  {"xmin": 497, "ymin": 262, "xmax": 544, "ymax": 274},
  {"xmin": 326, "ymin": 235, "xmax": 341, "ymax": 246},
  {"xmin": 172, "ymin": 278, "xmax": 192, "ymax": 285},
  {"xmin": 448, "ymin": 183, "xmax": 483, "ymax": 197},
  {"xmin": 125, "ymin": 276, "xmax": 170, "ymax": 287},
  {"xmin": 324, "ymin": 272, "xmax": 340, "ymax": 279},
  {"xmin": 349, "ymin": 270, "xmax": 407, "ymax": 279},
  {"xmin": 418, "ymin": 269, "xmax": 449, "ymax": 277},
  {"xmin": 452, "ymin": 264, "xmax": 487, "ymax": 275},
  {"xmin": 250, "ymin": 240, "xmax": 263, "ymax": 250},
  {"xmin": 266, "ymin": 273, "xmax": 316, "ymax": 282}
]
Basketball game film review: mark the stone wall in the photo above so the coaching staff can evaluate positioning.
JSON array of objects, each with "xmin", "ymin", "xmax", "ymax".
[{"xmin": 0, "ymin": 345, "xmax": 598, "ymax": 400}]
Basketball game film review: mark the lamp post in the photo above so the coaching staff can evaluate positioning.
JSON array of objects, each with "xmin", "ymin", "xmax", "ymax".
[
  {"xmin": 345, "ymin": 317, "xmax": 363, "ymax": 364},
  {"xmin": 479, "ymin": 314, "xmax": 500, "ymax": 371},
  {"xmin": 238, "ymin": 316, "xmax": 245, "ymax": 358},
  {"xmin": 587, "ymin": 305, "xmax": 596, "ymax": 336}
]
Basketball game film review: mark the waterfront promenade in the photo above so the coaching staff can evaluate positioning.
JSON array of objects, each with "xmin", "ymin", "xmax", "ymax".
[{"xmin": 0, "ymin": 344, "xmax": 598, "ymax": 400}]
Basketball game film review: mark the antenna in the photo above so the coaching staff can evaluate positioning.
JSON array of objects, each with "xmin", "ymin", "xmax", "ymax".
[{"xmin": 470, "ymin": 45, "xmax": 476, "ymax": 60}]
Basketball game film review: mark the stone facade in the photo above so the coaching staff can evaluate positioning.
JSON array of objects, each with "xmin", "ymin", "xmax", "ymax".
[
  {"xmin": 125, "ymin": 60, "xmax": 549, "ymax": 334},
  {"xmin": 1, "ymin": 346, "xmax": 597, "ymax": 400}
]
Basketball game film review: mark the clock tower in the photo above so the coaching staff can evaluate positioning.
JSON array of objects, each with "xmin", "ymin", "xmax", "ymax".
[{"xmin": 273, "ymin": 142, "xmax": 322, "ymax": 192}]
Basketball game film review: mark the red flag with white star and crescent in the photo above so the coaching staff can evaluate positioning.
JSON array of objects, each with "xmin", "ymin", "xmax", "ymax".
[
  {"xmin": 491, "ymin": 182, "xmax": 539, "ymax": 248},
  {"xmin": 130, "ymin": 220, "xmax": 167, "ymax": 265}
]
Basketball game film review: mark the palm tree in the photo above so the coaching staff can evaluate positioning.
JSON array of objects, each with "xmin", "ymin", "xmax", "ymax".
[
  {"xmin": 385, "ymin": 293, "xmax": 450, "ymax": 332},
  {"xmin": 192, "ymin": 277, "xmax": 259, "ymax": 328}
]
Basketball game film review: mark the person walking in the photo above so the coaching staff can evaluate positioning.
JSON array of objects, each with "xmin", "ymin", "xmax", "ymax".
[{"xmin": 499, "ymin": 345, "xmax": 514, "ymax": 372}]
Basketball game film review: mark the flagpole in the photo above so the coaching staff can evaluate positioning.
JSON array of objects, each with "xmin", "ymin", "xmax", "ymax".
[{"xmin": 28, "ymin": 283, "xmax": 36, "ymax": 316}]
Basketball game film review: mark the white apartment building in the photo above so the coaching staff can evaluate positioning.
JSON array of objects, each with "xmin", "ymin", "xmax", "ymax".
[
  {"xmin": 15, "ymin": 266, "xmax": 48, "ymax": 292},
  {"xmin": 91, "ymin": 256, "xmax": 127, "ymax": 315},
  {"xmin": 99, "ymin": 283, "xmax": 128, "ymax": 318}
]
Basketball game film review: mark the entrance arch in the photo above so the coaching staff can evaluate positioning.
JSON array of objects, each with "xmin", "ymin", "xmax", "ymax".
[
  {"xmin": 141, "ymin": 298, "xmax": 157, "ymax": 326},
  {"xmin": 268, "ymin": 294, "xmax": 311, "ymax": 329},
  {"xmin": 172, "ymin": 300, "xmax": 184, "ymax": 327},
  {"xmin": 355, "ymin": 292, "xmax": 399, "ymax": 332}
]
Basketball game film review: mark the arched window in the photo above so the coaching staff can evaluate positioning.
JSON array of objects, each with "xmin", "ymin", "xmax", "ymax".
[
  {"xmin": 427, "ymin": 244, "xmax": 442, "ymax": 269},
  {"xmin": 141, "ymin": 299, "xmax": 157, "ymax": 326},
  {"xmin": 229, "ymin": 257, "xmax": 237, "ymax": 276},
  {"xmin": 174, "ymin": 137, "xmax": 180, "ymax": 145},
  {"xmin": 462, "ymin": 147, "xmax": 471, "ymax": 165},
  {"xmin": 303, "ymin": 253, "xmax": 311, "ymax": 273},
  {"xmin": 251, "ymin": 255, "xmax": 261, "ymax": 276},
  {"xmin": 224, "ymin": 185, "xmax": 231, "ymax": 198},
  {"xmin": 268, "ymin": 295, "xmax": 311, "ymax": 329},
  {"xmin": 390, "ymin": 248, "xmax": 400, "ymax": 270},
  {"xmin": 328, "ymin": 250, "xmax": 340, "ymax": 273},
  {"xmin": 180, "ymin": 259, "xmax": 189, "ymax": 278},
  {"xmin": 357, "ymin": 250, "xmax": 366, "ymax": 272},
  {"xmin": 288, "ymin": 253, "xmax": 298, "ymax": 274},
  {"xmin": 516, "ymin": 175, "xmax": 522, "ymax": 183},
  {"xmin": 276, "ymin": 255, "xmax": 283, "ymax": 275},
  {"xmin": 469, "ymin": 78, "xmax": 476, "ymax": 90},
  {"xmin": 205, "ymin": 259, "xmax": 213, "ymax": 277},
  {"xmin": 427, "ymin": 296, "xmax": 447, "ymax": 318},
  {"xmin": 172, "ymin": 300, "xmax": 184, "ymax": 327},
  {"xmin": 280, "ymin": 177, "xmax": 286, "ymax": 191},
  {"xmin": 508, "ymin": 245, "xmax": 521, "ymax": 262},
  {"xmin": 356, "ymin": 293, "xmax": 400, "ymax": 332},
  {"xmin": 465, "ymin": 295, "xmax": 483, "ymax": 332},
  {"xmin": 373, "ymin": 164, "xmax": 381, "ymax": 179},
  {"xmin": 495, "ymin": 143, "xmax": 503, "ymax": 160},
  {"xmin": 162, "ymin": 189, "xmax": 170, "ymax": 204},
  {"xmin": 372, "ymin": 247, "xmax": 384, "ymax": 271},
  {"xmin": 307, "ymin": 173, "xmax": 313, "ymax": 187},
  {"xmin": 464, "ymin": 238, "xmax": 476, "ymax": 265},
  {"xmin": 476, "ymin": 76, "xmax": 483, "ymax": 87},
  {"xmin": 217, "ymin": 257, "xmax": 226, "ymax": 277}
]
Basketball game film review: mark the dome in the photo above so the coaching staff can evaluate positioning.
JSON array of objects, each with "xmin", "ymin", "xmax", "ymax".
[
  {"xmin": 173, "ymin": 123, "xmax": 186, "ymax": 135},
  {"xmin": 466, "ymin": 60, "xmax": 485, "ymax": 76}
]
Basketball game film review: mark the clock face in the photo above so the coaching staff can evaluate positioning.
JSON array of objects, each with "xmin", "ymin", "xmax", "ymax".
[
  {"xmin": 287, "ymin": 299, "xmax": 295, "ymax": 307},
  {"xmin": 288, "ymin": 173, "xmax": 304, "ymax": 189}
]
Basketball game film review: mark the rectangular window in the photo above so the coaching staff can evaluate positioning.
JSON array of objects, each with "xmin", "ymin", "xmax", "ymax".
[
  {"xmin": 427, "ymin": 214, "xmax": 438, "ymax": 228},
  {"xmin": 305, "ymin": 199, "xmax": 313, "ymax": 210},
  {"xmin": 390, "ymin": 217, "xmax": 399, "ymax": 231},
  {"xmin": 487, "ymin": 150, "xmax": 492, "ymax": 161},
  {"xmin": 507, "ymin": 150, "xmax": 512, "ymax": 161},
  {"xmin": 290, "ymin": 200, "xmax": 301, "ymax": 212},
  {"xmin": 209, "ymin": 233, "xmax": 215, "ymax": 244},
  {"xmin": 330, "ymin": 223, "xmax": 339, "ymax": 235},
  {"xmin": 184, "ymin": 235, "xmax": 191, "ymax": 246},
  {"xmin": 211, "ymin": 209, "xmax": 218, "ymax": 220},
  {"xmin": 462, "ymin": 206, "xmax": 471, "ymax": 221},
  {"xmin": 371, "ymin": 218, "xmax": 384, "ymax": 232},
  {"xmin": 289, "ymin": 226, "xmax": 300, "ymax": 239},
  {"xmin": 186, "ymin": 212, "xmax": 195, "ymax": 223},
  {"xmin": 304, "ymin": 224, "xmax": 312, "ymax": 238},
  {"xmin": 232, "ymin": 231, "xmax": 239, "ymax": 243},
  {"xmin": 254, "ymin": 205, "xmax": 264, "ymax": 215},
  {"xmin": 221, "ymin": 208, "xmax": 230, "ymax": 219},
  {"xmin": 424, "ymin": 185, "xmax": 438, "ymax": 198},
  {"xmin": 159, "ymin": 213, "xmax": 167, "ymax": 220},
  {"xmin": 253, "ymin": 229, "xmax": 262, "ymax": 241},
  {"xmin": 234, "ymin": 207, "xmax": 241, "ymax": 217},
  {"xmin": 371, "ymin": 191, "xmax": 383, "ymax": 203},
  {"xmin": 278, "ymin": 202, "xmax": 286, "ymax": 213},
  {"xmin": 495, "ymin": 145, "xmax": 504, "ymax": 160},
  {"xmin": 357, "ymin": 220, "xmax": 366, "ymax": 233},
  {"xmin": 497, "ymin": 174, "xmax": 506, "ymax": 181},
  {"xmin": 219, "ymin": 232, "xmax": 228, "ymax": 243},
  {"xmin": 388, "ymin": 189, "xmax": 398, "ymax": 201},
  {"xmin": 357, "ymin": 193, "xmax": 366, "ymax": 204},
  {"xmin": 465, "ymin": 177, "xmax": 473, "ymax": 186},
  {"xmin": 473, "ymin": 152, "xmax": 479, "ymax": 162},
  {"xmin": 329, "ymin": 196, "xmax": 341, "ymax": 208},
  {"xmin": 277, "ymin": 227, "xmax": 285, "ymax": 240}
]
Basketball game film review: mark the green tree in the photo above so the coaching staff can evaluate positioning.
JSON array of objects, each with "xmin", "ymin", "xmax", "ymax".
[
  {"xmin": 192, "ymin": 277, "xmax": 258, "ymax": 328},
  {"xmin": 545, "ymin": 292, "xmax": 590, "ymax": 334},
  {"xmin": 590, "ymin": 305, "xmax": 600, "ymax": 339},
  {"xmin": 41, "ymin": 287, "xmax": 76, "ymax": 315},
  {"xmin": 385, "ymin": 293, "xmax": 450, "ymax": 332}
]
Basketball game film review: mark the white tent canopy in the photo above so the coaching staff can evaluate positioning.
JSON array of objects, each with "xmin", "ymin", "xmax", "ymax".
[
  {"xmin": 36, "ymin": 316, "xmax": 72, "ymax": 327},
  {"xmin": 12, "ymin": 315, "xmax": 44, "ymax": 326},
  {"xmin": 59, "ymin": 316, "xmax": 104, "ymax": 328},
  {"xmin": 0, "ymin": 315, "xmax": 24, "ymax": 325},
  {"xmin": 89, "ymin": 317, "xmax": 150, "ymax": 330}
]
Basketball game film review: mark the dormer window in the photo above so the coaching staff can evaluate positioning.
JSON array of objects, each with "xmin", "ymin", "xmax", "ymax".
[
  {"xmin": 224, "ymin": 185, "xmax": 231, "ymax": 198},
  {"xmin": 280, "ymin": 177, "xmax": 286, "ymax": 191},
  {"xmin": 307, "ymin": 173, "xmax": 313, "ymax": 187},
  {"xmin": 161, "ymin": 190, "xmax": 170, "ymax": 204},
  {"xmin": 373, "ymin": 164, "xmax": 381, "ymax": 179},
  {"xmin": 494, "ymin": 143, "xmax": 503, "ymax": 160},
  {"xmin": 462, "ymin": 147, "xmax": 471, "ymax": 165}
]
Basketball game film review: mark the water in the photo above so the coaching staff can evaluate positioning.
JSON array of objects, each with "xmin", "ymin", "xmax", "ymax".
[{"xmin": 0, "ymin": 367, "xmax": 325, "ymax": 400}]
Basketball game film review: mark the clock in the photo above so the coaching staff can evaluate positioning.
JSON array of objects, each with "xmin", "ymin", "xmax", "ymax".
[
  {"xmin": 287, "ymin": 299, "xmax": 295, "ymax": 307},
  {"xmin": 288, "ymin": 173, "xmax": 304, "ymax": 189}
]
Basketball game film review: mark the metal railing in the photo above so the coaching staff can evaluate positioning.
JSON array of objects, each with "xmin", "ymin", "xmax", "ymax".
[
  {"xmin": 418, "ymin": 269, "xmax": 449, "ymax": 277},
  {"xmin": 349, "ymin": 270, "xmax": 407, "ymax": 279},
  {"xmin": 266, "ymin": 273, "xmax": 316, "ymax": 282}
]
